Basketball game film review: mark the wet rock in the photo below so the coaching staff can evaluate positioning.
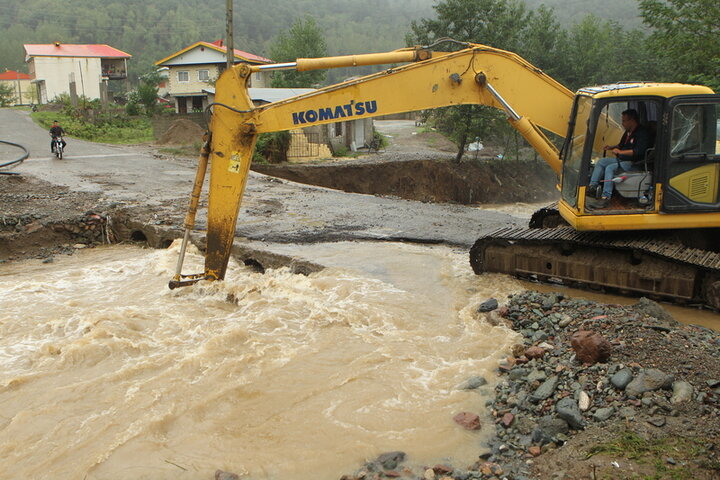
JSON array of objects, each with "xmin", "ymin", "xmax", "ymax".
[
  {"xmin": 458, "ymin": 376, "xmax": 488, "ymax": 390},
  {"xmin": 632, "ymin": 297, "xmax": 676, "ymax": 324},
  {"xmin": 537, "ymin": 416, "xmax": 569, "ymax": 437},
  {"xmin": 528, "ymin": 446, "xmax": 542, "ymax": 457},
  {"xmin": 215, "ymin": 470, "xmax": 240, "ymax": 480},
  {"xmin": 671, "ymin": 381, "xmax": 694, "ymax": 404},
  {"xmin": 432, "ymin": 464, "xmax": 453, "ymax": 475},
  {"xmin": 578, "ymin": 391, "xmax": 591, "ymax": 411},
  {"xmin": 648, "ymin": 416, "xmax": 666, "ymax": 427},
  {"xmin": 570, "ymin": 330, "xmax": 612, "ymax": 364},
  {"xmin": 707, "ymin": 379, "xmax": 720, "ymax": 389},
  {"xmin": 531, "ymin": 376, "xmax": 559, "ymax": 403},
  {"xmin": 524, "ymin": 346, "xmax": 546, "ymax": 360},
  {"xmin": 501, "ymin": 412, "xmax": 514, "ymax": 428},
  {"xmin": 454, "ymin": 412, "xmax": 481, "ymax": 430},
  {"xmin": 558, "ymin": 315, "xmax": 573, "ymax": 328},
  {"xmin": 526, "ymin": 369, "xmax": 547, "ymax": 383},
  {"xmin": 555, "ymin": 397, "xmax": 585, "ymax": 430},
  {"xmin": 610, "ymin": 367, "xmax": 634, "ymax": 390},
  {"xmin": 592, "ymin": 407, "xmax": 615, "ymax": 422},
  {"xmin": 625, "ymin": 369, "xmax": 674, "ymax": 397},
  {"xmin": 375, "ymin": 451, "xmax": 406, "ymax": 470},
  {"xmin": 478, "ymin": 298, "xmax": 498, "ymax": 312}
]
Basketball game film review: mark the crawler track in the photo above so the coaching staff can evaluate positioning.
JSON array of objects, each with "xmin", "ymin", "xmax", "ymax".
[{"xmin": 470, "ymin": 226, "xmax": 720, "ymax": 309}]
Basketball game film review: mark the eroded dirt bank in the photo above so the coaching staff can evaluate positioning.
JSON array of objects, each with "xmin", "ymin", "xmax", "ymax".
[{"xmin": 253, "ymin": 157, "xmax": 558, "ymax": 205}]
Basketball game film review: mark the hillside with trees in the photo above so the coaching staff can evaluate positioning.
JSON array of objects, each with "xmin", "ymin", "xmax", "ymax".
[{"xmin": 1, "ymin": 0, "xmax": 643, "ymax": 83}]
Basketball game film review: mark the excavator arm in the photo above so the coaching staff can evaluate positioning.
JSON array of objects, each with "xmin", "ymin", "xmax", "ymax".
[{"xmin": 172, "ymin": 42, "xmax": 575, "ymax": 286}]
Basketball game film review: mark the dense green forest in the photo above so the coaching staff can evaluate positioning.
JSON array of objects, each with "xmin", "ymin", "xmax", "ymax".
[{"xmin": 1, "ymin": 0, "xmax": 641, "ymax": 83}]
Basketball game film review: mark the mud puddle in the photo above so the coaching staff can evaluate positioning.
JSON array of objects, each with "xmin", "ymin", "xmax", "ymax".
[{"xmin": 0, "ymin": 243, "xmax": 521, "ymax": 479}]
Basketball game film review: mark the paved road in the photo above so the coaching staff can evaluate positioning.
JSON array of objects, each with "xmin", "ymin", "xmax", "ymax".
[{"xmin": 0, "ymin": 108, "xmax": 524, "ymax": 247}]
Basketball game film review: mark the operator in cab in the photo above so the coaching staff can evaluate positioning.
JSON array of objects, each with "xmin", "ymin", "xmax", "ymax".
[
  {"xmin": 49, "ymin": 120, "xmax": 67, "ymax": 153},
  {"xmin": 587, "ymin": 109, "xmax": 649, "ymax": 208}
]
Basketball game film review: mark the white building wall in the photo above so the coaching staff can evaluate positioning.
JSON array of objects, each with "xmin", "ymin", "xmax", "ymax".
[{"xmin": 32, "ymin": 56, "xmax": 103, "ymax": 101}]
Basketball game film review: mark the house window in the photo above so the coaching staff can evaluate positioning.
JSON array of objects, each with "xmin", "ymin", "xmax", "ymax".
[
  {"xmin": 177, "ymin": 71, "xmax": 189, "ymax": 82},
  {"xmin": 198, "ymin": 70, "xmax": 210, "ymax": 82}
]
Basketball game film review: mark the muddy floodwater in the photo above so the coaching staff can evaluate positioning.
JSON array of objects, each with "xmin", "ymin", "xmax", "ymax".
[{"xmin": 0, "ymin": 243, "xmax": 524, "ymax": 480}]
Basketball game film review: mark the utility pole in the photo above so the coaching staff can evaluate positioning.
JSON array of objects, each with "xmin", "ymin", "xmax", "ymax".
[{"xmin": 226, "ymin": 0, "xmax": 234, "ymax": 70}]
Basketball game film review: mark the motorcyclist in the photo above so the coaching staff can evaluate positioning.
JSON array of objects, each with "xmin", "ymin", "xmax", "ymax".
[{"xmin": 49, "ymin": 120, "xmax": 67, "ymax": 153}]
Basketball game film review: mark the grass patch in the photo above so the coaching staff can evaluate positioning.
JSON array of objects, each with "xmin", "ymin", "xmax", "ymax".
[
  {"xmin": 32, "ymin": 110, "xmax": 153, "ymax": 144},
  {"xmin": 587, "ymin": 430, "xmax": 719, "ymax": 480}
]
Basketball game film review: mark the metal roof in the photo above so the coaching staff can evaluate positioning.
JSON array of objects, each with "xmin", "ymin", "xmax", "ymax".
[
  {"xmin": 155, "ymin": 41, "xmax": 271, "ymax": 66},
  {"xmin": 24, "ymin": 44, "xmax": 131, "ymax": 58},
  {"xmin": 202, "ymin": 87, "xmax": 317, "ymax": 103},
  {"xmin": 0, "ymin": 70, "xmax": 31, "ymax": 80}
]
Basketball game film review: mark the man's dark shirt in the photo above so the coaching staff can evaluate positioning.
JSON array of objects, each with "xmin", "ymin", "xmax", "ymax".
[
  {"xmin": 50, "ymin": 125, "xmax": 64, "ymax": 137},
  {"xmin": 616, "ymin": 125, "xmax": 649, "ymax": 163}
]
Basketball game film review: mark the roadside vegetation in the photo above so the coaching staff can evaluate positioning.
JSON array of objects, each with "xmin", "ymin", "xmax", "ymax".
[{"xmin": 32, "ymin": 102, "xmax": 153, "ymax": 144}]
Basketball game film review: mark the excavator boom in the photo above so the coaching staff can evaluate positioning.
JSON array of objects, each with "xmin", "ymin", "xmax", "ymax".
[{"xmin": 199, "ymin": 43, "xmax": 573, "ymax": 281}]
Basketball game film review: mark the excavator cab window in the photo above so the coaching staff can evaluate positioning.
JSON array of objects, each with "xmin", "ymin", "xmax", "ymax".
[{"xmin": 663, "ymin": 100, "xmax": 720, "ymax": 210}]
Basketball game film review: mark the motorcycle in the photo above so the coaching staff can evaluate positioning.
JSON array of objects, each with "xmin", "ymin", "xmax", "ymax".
[{"xmin": 52, "ymin": 136, "xmax": 64, "ymax": 159}]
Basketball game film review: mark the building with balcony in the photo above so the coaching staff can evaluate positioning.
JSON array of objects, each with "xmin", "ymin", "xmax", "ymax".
[
  {"xmin": 155, "ymin": 40, "xmax": 271, "ymax": 114},
  {"xmin": 24, "ymin": 43, "xmax": 131, "ymax": 104}
]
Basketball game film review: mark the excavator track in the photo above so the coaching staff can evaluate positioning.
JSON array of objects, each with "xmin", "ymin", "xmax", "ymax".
[{"xmin": 470, "ymin": 226, "xmax": 720, "ymax": 309}]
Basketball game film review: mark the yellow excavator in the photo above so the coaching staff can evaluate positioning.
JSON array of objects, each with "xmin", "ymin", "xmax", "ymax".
[{"xmin": 170, "ymin": 40, "xmax": 720, "ymax": 309}]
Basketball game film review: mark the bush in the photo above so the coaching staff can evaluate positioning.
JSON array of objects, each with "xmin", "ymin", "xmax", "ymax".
[
  {"xmin": 32, "ymin": 107, "xmax": 153, "ymax": 144},
  {"xmin": 253, "ymin": 131, "xmax": 291, "ymax": 163}
]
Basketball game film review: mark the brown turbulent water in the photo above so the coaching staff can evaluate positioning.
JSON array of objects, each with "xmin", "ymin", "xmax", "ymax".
[
  {"xmin": 2, "ymin": 239, "xmax": 715, "ymax": 480},
  {"xmin": 0, "ymin": 243, "xmax": 524, "ymax": 480}
]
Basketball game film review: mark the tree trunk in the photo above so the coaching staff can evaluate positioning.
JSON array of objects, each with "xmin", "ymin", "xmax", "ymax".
[{"xmin": 455, "ymin": 131, "xmax": 467, "ymax": 163}]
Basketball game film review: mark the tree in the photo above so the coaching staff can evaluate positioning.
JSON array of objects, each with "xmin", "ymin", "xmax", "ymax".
[
  {"xmin": 639, "ymin": 0, "xmax": 720, "ymax": 90},
  {"xmin": 269, "ymin": 16, "xmax": 328, "ymax": 88},
  {"xmin": 406, "ymin": 0, "xmax": 532, "ymax": 161},
  {"xmin": 0, "ymin": 83, "xmax": 16, "ymax": 106}
]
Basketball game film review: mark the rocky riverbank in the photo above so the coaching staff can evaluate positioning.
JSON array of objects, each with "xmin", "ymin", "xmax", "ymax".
[{"xmin": 325, "ymin": 291, "xmax": 720, "ymax": 480}]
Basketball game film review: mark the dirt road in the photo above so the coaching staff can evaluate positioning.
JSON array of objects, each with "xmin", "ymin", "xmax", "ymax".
[{"xmin": 0, "ymin": 108, "xmax": 527, "ymax": 256}]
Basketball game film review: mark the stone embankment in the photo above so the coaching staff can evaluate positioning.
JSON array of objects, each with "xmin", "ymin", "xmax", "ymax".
[{"xmin": 314, "ymin": 291, "xmax": 720, "ymax": 480}]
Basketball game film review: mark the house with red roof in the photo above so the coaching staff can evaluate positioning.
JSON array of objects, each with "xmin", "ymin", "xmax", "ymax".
[
  {"xmin": 0, "ymin": 70, "xmax": 33, "ymax": 105},
  {"xmin": 24, "ymin": 43, "xmax": 131, "ymax": 104},
  {"xmin": 155, "ymin": 40, "xmax": 271, "ymax": 113}
]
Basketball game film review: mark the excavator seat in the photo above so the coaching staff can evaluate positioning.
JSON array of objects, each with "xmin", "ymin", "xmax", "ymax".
[{"xmin": 613, "ymin": 147, "xmax": 654, "ymax": 200}]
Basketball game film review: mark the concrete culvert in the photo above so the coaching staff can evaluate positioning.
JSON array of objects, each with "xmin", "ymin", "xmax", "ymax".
[
  {"xmin": 243, "ymin": 258, "xmax": 265, "ymax": 273},
  {"xmin": 130, "ymin": 230, "xmax": 148, "ymax": 243}
]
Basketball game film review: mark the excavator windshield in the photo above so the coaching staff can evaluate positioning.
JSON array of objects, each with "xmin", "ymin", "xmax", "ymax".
[{"xmin": 561, "ymin": 95, "xmax": 592, "ymax": 206}]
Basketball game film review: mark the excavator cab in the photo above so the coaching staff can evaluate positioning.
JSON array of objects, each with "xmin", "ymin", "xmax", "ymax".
[{"xmin": 557, "ymin": 84, "xmax": 720, "ymax": 231}]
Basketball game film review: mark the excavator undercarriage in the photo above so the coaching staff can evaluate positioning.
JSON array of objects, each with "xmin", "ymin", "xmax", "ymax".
[{"xmin": 470, "ymin": 224, "xmax": 720, "ymax": 309}]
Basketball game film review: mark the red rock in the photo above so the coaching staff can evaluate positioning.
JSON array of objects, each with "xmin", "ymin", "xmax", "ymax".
[
  {"xmin": 498, "ymin": 306, "xmax": 509, "ymax": 317},
  {"xmin": 570, "ymin": 330, "xmax": 612, "ymax": 364},
  {"xmin": 516, "ymin": 355, "xmax": 529, "ymax": 364},
  {"xmin": 524, "ymin": 346, "xmax": 546, "ymax": 359},
  {"xmin": 501, "ymin": 412, "xmax": 515, "ymax": 428},
  {"xmin": 215, "ymin": 470, "xmax": 240, "ymax": 480},
  {"xmin": 591, "ymin": 315, "xmax": 608, "ymax": 321},
  {"xmin": 433, "ymin": 464, "xmax": 454, "ymax": 475},
  {"xmin": 528, "ymin": 446, "xmax": 542, "ymax": 457},
  {"xmin": 453, "ymin": 412, "xmax": 481, "ymax": 430},
  {"xmin": 384, "ymin": 471, "xmax": 401, "ymax": 478}
]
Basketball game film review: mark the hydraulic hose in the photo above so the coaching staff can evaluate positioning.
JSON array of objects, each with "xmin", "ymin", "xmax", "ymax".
[{"xmin": 0, "ymin": 139, "xmax": 29, "ymax": 174}]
